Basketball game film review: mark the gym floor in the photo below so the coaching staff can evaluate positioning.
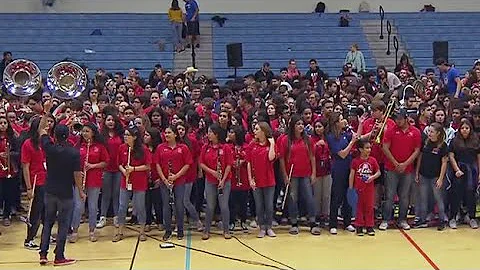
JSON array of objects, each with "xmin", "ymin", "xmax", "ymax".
[{"xmin": 0, "ymin": 218, "xmax": 478, "ymax": 270}]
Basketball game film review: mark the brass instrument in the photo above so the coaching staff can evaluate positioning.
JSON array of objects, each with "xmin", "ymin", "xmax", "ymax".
[
  {"xmin": 216, "ymin": 148, "xmax": 223, "ymax": 195},
  {"xmin": 46, "ymin": 61, "xmax": 87, "ymax": 100},
  {"xmin": 167, "ymin": 160, "xmax": 174, "ymax": 206},
  {"xmin": 126, "ymin": 147, "xmax": 132, "ymax": 191},
  {"xmin": 373, "ymin": 99, "xmax": 395, "ymax": 144},
  {"xmin": 82, "ymin": 140, "xmax": 91, "ymax": 191},
  {"xmin": 235, "ymin": 146, "xmax": 242, "ymax": 187},
  {"xmin": 2, "ymin": 59, "xmax": 42, "ymax": 97}
]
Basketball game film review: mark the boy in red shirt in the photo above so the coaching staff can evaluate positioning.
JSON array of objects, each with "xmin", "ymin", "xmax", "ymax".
[{"xmin": 349, "ymin": 139, "xmax": 380, "ymax": 236}]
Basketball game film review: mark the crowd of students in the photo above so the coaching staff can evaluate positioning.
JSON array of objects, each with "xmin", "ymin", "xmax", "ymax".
[{"xmin": 0, "ymin": 54, "xmax": 479, "ymax": 253}]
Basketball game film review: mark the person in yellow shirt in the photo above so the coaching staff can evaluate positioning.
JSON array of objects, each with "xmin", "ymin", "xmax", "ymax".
[{"xmin": 168, "ymin": 0, "xmax": 185, "ymax": 53}]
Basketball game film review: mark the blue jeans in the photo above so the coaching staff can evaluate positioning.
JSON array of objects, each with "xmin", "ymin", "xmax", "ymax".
[
  {"xmin": 39, "ymin": 193, "xmax": 73, "ymax": 260},
  {"xmin": 161, "ymin": 183, "xmax": 185, "ymax": 233},
  {"xmin": 288, "ymin": 177, "xmax": 316, "ymax": 225},
  {"xmin": 71, "ymin": 187, "xmax": 100, "ymax": 231},
  {"xmin": 100, "ymin": 171, "xmax": 121, "ymax": 217},
  {"xmin": 171, "ymin": 22, "xmax": 183, "ymax": 47},
  {"xmin": 417, "ymin": 175, "xmax": 446, "ymax": 221},
  {"xmin": 253, "ymin": 186, "xmax": 275, "ymax": 230},
  {"xmin": 204, "ymin": 181, "xmax": 231, "ymax": 233},
  {"xmin": 184, "ymin": 182, "xmax": 200, "ymax": 223},
  {"xmin": 118, "ymin": 190, "xmax": 146, "ymax": 225},
  {"xmin": 383, "ymin": 171, "xmax": 414, "ymax": 221}
]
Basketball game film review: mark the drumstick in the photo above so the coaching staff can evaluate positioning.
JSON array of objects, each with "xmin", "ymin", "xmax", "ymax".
[{"xmin": 281, "ymin": 164, "xmax": 294, "ymax": 211}]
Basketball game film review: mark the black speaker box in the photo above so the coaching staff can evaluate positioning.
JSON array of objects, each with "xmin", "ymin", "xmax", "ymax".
[
  {"xmin": 226, "ymin": 43, "xmax": 243, "ymax": 68},
  {"xmin": 433, "ymin": 41, "xmax": 448, "ymax": 64}
]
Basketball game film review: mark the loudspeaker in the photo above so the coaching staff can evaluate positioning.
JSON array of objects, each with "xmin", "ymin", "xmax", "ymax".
[
  {"xmin": 226, "ymin": 43, "xmax": 243, "ymax": 68},
  {"xmin": 433, "ymin": 41, "xmax": 448, "ymax": 65}
]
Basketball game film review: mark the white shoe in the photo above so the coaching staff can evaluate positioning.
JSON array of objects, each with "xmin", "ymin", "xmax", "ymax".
[
  {"xmin": 449, "ymin": 219, "xmax": 457, "ymax": 229},
  {"xmin": 345, "ymin": 225, "xmax": 355, "ymax": 232},
  {"xmin": 470, "ymin": 219, "xmax": 478, "ymax": 229},
  {"xmin": 399, "ymin": 220, "xmax": 410, "ymax": 230},
  {"xmin": 250, "ymin": 220, "xmax": 258, "ymax": 228},
  {"xmin": 329, "ymin": 228, "xmax": 337, "ymax": 235},
  {"xmin": 96, "ymin": 217, "xmax": 106, "ymax": 228},
  {"xmin": 379, "ymin": 221, "xmax": 388, "ymax": 230}
]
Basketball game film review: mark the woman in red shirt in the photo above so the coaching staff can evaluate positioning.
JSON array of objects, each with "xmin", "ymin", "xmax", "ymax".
[
  {"xmin": 0, "ymin": 116, "xmax": 19, "ymax": 227},
  {"xmin": 199, "ymin": 123, "xmax": 233, "ymax": 240},
  {"xmin": 21, "ymin": 118, "xmax": 47, "ymax": 249},
  {"xmin": 247, "ymin": 122, "xmax": 277, "ymax": 238},
  {"xmin": 177, "ymin": 122, "xmax": 203, "ymax": 231},
  {"xmin": 226, "ymin": 125, "xmax": 249, "ymax": 232},
  {"xmin": 144, "ymin": 128, "xmax": 163, "ymax": 232},
  {"xmin": 278, "ymin": 114, "xmax": 320, "ymax": 235},
  {"xmin": 97, "ymin": 113, "xmax": 124, "ymax": 229},
  {"xmin": 114, "ymin": 127, "xmax": 152, "ymax": 242},
  {"xmin": 155, "ymin": 126, "xmax": 193, "ymax": 241},
  {"xmin": 70, "ymin": 123, "xmax": 109, "ymax": 243}
]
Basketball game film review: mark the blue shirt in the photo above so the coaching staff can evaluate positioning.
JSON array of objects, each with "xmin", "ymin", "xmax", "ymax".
[
  {"xmin": 441, "ymin": 66, "xmax": 460, "ymax": 96},
  {"xmin": 185, "ymin": 0, "xmax": 199, "ymax": 21},
  {"xmin": 326, "ymin": 132, "xmax": 352, "ymax": 171}
]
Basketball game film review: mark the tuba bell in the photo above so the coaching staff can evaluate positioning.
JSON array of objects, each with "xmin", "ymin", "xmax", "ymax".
[
  {"xmin": 47, "ymin": 61, "xmax": 87, "ymax": 100},
  {"xmin": 2, "ymin": 59, "xmax": 42, "ymax": 97}
]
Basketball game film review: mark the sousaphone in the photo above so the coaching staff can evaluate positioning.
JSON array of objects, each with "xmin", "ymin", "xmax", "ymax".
[
  {"xmin": 2, "ymin": 59, "xmax": 42, "ymax": 97},
  {"xmin": 47, "ymin": 61, "xmax": 87, "ymax": 100}
]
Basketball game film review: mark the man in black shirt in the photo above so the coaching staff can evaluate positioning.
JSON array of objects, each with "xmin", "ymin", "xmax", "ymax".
[{"xmin": 38, "ymin": 103, "xmax": 84, "ymax": 266}]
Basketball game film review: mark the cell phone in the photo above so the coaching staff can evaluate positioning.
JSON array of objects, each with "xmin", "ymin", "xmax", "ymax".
[{"xmin": 160, "ymin": 243, "xmax": 175, "ymax": 249}]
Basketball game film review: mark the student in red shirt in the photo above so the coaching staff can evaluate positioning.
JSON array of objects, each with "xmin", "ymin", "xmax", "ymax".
[
  {"xmin": 155, "ymin": 126, "xmax": 193, "ymax": 241},
  {"xmin": 70, "ymin": 123, "xmax": 109, "ymax": 243},
  {"xmin": 97, "ymin": 113, "xmax": 124, "ymax": 229},
  {"xmin": 278, "ymin": 114, "xmax": 320, "ymax": 235},
  {"xmin": 0, "ymin": 116, "xmax": 19, "ymax": 227},
  {"xmin": 247, "ymin": 122, "xmax": 278, "ymax": 238},
  {"xmin": 143, "ymin": 128, "xmax": 163, "ymax": 232},
  {"xmin": 177, "ymin": 123, "xmax": 203, "ymax": 231},
  {"xmin": 381, "ymin": 108, "xmax": 421, "ymax": 231},
  {"xmin": 22, "ymin": 118, "xmax": 47, "ymax": 250},
  {"xmin": 349, "ymin": 139, "xmax": 380, "ymax": 236},
  {"xmin": 114, "ymin": 127, "xmax": 152, "ymax": 242},
  {"xmin": 199, "ymin": 123, "xmax": 233, "ymax": 240},
  {"xmin": 226, "ymin": 125, "xmax": 249, "ymax": 233}
]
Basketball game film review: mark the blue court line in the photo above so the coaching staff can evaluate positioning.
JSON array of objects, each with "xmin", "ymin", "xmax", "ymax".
[{"xmin": 185, "ymin": 229, "xmax": 192, "ymax": 270}]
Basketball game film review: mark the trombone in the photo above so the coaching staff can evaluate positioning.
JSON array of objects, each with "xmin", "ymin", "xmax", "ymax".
[{"xmin": 373, "ymin": 99, "xmax": 395, "ymax": 144}]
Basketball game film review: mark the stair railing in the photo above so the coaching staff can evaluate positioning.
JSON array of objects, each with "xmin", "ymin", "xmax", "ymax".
[
  {"xmin": 386, "ymin": 20, "xmax": 392, "ymax": 55},
  {"xmin": 379, "ymin": 6, "xmax": 385, "ymax": 39},
  {"xmin": 393, "ymin": 36, "xmax": 399, "ymax": 66}
]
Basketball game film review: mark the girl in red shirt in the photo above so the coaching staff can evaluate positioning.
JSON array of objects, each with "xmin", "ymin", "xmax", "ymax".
[
  {"xmin": 0, "ymin": 116, "xmax": 19, "ymax": 227},
  {"xmin": 247, "ymin": 122, "xmax": 278, "ymax": 238},
  {"xmin": 21, "ymin": 118, "xmax": 47, "ymax": 249},
  {"xmin": 155, "ymin": 125, "xmax": 193, "ymax": 241},
  {"xmin": 144, "ymin": 128, "xmax": 163, "ymax": 232},
  {"xmin": 114, "ymin": 127, "xmax": 152, "ymax": 242},
  {"xmin": 97, "ymin": 113, "xmax": 124, "ymax": 229},
  {"xmin": 278, "ymin": 114, "xmax": 320, "ymax": 235},
  {"xmin": 199, "ymin": 123, "xmax": 233, "ymax": 240},
  {"xmin": 226, "ymin": 125, "xmax": 249, "ymax": 232},
  {"xmin": 177, "ymin": 123, "xmax": 203, "ymax": 231},
  {"xmin": 70, "ymin": 123, "xmax": 109, "ymax": 243}
]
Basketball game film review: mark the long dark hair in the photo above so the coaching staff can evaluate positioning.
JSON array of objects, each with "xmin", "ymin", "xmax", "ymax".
[
  {"xmin": 286, "ymin": 114, "xmax": 312, "ymax": 161},
  {"xmin": 145, "ymin": 128, "xmax": 162, "ymax": 151},
  {"xmin": 426, "ymin": 122, "xmax": 446, "ymax": 148},
  {"xmin": 102, "ymin": 113, "xmax": 124, "ymax": 138},
  {"xmin": 127, "ymin": 127, "xmax": 144, "ymax": 160},
  {"xmin": 170, "ymin": 0, "xmax": 180, "ymax": 10},
  {"xmin": 28, "ymin": 117, "xmax": 41, "ymax": 150},
  {"xmin": 176, "ymin": 123, "xmax": 191, "ymax": 149},
  {"xmin": 208, "ymin": 123, "xmax": 226, "ymax": 144},
  {"xmin": 452, "ymin": 119, "xmax": 479, "ymax": 150},
  {"xmin": 77, "ymin": 122, "xmax": 106, "ymax": 148},
  {"xmin": 228, "ymin": 125, "xmax": 245, "ymax": 146},
  {"xmin": 0, "ymin": 116, "xmax": 16, "ymax": 145}
]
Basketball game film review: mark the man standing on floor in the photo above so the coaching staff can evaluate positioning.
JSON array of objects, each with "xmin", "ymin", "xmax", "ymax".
[{"xmin": 38, "ymin": 101, "xmax": 84, "ymax": 266}]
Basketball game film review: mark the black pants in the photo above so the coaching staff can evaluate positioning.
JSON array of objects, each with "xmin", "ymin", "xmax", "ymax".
[
  {"xmin": 229, "ymin": 190, "xmax": 248, "ymax": 224},
  {"xmin": 145, "ymin": 187, "xmax": 163, "ymax": 225},
  {"xmin": 25, "ymin": 185, "xmax": 46, "ymax": 242},
  {"xmin": 0, "ymin": 177, "xmax": 16, "ymax": 218},
  {"xmin": 448, "ymin": 177, "xmax": 476, "ymax": 219},
  {"xmin": 329, "ymin": 168, "xmax": 352, "ymax": 228}
]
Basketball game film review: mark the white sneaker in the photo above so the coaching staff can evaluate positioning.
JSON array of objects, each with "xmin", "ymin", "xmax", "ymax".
[
  {"xmin": 449, "ymin": 219, "xmax": 457, "ymax": 229},
  {"xmin": 399, "ymin": 220, "xmax": 411, "ymax": 230},
  {"xmin": 250, "ymin": 220, "xmax": 258, "ymax": 228},
  {"xmin": 379, "ymin": 221, "xmax": 388, "ymax": 230},
  {"xmin": 272, "ymin": 220, "xmax": 279, "ymax": 227},
  {"xmin": 329, "ymin": 228, "xmax": 337, "ymax": 235},
  {"xmin": 345, "ymin": 225, "xmax": 355, "ymax": 232},
  {"xmin": 469, "ymin": 219, "xmax": 478, "ymax": 229},
  {"xmin": 96, "ymin": 217, "xmax": 106, "ymax": 228}
]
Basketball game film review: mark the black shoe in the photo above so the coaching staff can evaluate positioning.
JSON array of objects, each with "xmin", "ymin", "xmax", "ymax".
[
  {"xmin": 24, "ymin": 240, "xmax": 40, "ymax": 250},
  {"xmin": 195, "ymin": 44, "xmax": 200, "ymax": 48},
  {"xmin": 163, "ymin": 231, "xmax": 172, "ymax": 241},
  {"xmin": 241, "ymin": 222, "xmax": 248, "ymax": 232},
  {"xmin": 177, "ymin": 231, "xmax": 184, "ymax": 240},
  {"xmin": 366, "ymin": 227, "xmax": 375, "ymax": 236},
  {"xmin": 356, "ymin": 227, "xmax": 364, "ymax": 236},
  {"xmin": 437, "ymin": 221, "xmax": 446, "ymax": 231},
  {"xmin": 414, "ymin": 220, "xmax": 428, "ymax": 228}
]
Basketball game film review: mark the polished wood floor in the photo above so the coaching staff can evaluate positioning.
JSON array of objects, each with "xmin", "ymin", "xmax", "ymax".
[{"xmin": 0, "ymin": 216, "xmax": 478, "ymax": 270}]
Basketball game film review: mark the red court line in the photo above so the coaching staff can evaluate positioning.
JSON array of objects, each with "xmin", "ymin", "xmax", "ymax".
[{"xmin": 398, "ymin": 229, "xmax": 440, "ymax": 270}]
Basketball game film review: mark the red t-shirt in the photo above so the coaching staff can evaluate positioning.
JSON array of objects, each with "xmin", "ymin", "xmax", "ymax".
[
  {"xmin": 154, "ymin": 142, "xmax": 193, "ymax": 186},
  {"xmin": 351, "ymin": 156, "xmax": 379, "ymax": 192},
  {"xmin": 118, "ymin": 144, "xmax": 152, "ymax": 191},
  {"xmin": 199, "ymin": 143, "xmax": 234, "ymax": 184},
  {"xmin": 227, "ymin": 143, "xmax": 250, "ymax": 191},
  {"xmin": 21, "ymin": 138, "xmax": 47, "ymax": 186},
  {"xmin": 311, "ymin": 136, "xmax": 331, "ymax": 177},
  {"xmin": 383, "ymin": 124, "xmax": 422, "ymax": 173},
  {"xmin": 246, "ymin": 141, "xmax": 277, "ymax": 188},
  {"xmin": 362, "ymin": 117, "xmax": 396, "ymax": 164},
  {"xmin": 184, "ymin": 134, "xmax": 200, "ymax": 183},
  {"xmin": 80, "ymin": 141, "xmax": 110, "ymax": 188},
  {"xmin": 277, "ymin": 135, "xmax": 314, "ymax": 178},
  {"xmin": 105, "ymin": 134, "xmax": 123, "ymax": 172},
  {"xmin": 146, "ymin": 147, "xmax": 160, "ymax": 182}
]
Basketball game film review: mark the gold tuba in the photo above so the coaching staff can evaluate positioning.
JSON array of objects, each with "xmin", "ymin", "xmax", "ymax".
[
  {"xmin": 2, "ymin": 59, "xmax": 42, "ymax": 97},
  {"xmin": 47, "ymin": 61, "xmax": 87, "ymax": 100}
]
